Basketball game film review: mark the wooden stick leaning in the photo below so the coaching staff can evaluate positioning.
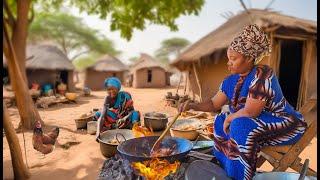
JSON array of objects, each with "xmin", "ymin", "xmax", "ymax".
[{"xmin": 151, "ymin": 100, "xmax": 191, "ymax": 152}]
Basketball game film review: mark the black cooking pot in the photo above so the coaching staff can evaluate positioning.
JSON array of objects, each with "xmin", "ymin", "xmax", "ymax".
[{"xmin": 117, "ymin": 136, "xmax": 193, "ymax": 163}]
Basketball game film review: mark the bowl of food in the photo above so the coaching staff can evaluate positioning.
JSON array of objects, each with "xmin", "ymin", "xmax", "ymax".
[
  {"xmin": 65, "ymin": 92, "xmax": 77, "ymax": 101},
  {"xmin": 143, "ymin": 112, "xmax": 168, "ymax": 131},
  {"xmin": 97, "ymin": 129, "xmax": 135, "ymax": 158},
  {"xmin": 169, "ymin": 119, "xmax": 202, "ymax": 140}
]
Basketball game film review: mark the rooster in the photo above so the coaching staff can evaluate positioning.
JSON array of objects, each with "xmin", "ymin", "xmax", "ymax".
[{"xmin": 32, "ymin": 121, "xmax": 59, "ymax": 154}]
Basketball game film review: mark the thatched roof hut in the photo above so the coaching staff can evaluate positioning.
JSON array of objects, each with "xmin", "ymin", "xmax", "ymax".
[
  {"xmin": 84, "ymin": 54, "xmax": 128, "ymax": 90},
  {"xmin": 170, "ymin": 9, "xmax": 317, "ymax": 110},
  {"xmin": 3, "ymin": 45, "xmax": 75, "ymax": 91},
  {"xmin": 129, "ymin": 53, "xmax": 171, "ymax": 88}
]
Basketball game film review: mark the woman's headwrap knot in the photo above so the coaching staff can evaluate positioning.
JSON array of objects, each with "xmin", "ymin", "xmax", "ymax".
[
  {"xmin": 229, "ymin": 24, "xmax": 271, "ymax": 64},
  {"xmin": 104, "ymin": 77, "xmax": 121, "ymax": 90}
]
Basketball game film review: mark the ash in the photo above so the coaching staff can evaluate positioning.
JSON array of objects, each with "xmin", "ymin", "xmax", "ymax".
[
  {"xmin": 98, "ymin": 155, "xmax": 202, "ymax": 180},
  {"xmin": 97, "ymin": 154, "xmax": 138, "ymax": 180}
]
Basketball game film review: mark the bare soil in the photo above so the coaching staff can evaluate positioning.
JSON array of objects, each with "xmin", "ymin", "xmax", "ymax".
[{"xmin": 3, "ymin": 87, "xmax": 317, "ymax": 180}]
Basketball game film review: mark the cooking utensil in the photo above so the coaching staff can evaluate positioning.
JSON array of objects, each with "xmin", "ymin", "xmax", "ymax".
[
  {"xmin": 185, "ymin": 160, "xmax": 231, "ymax": 180},
  {"xmin": 169, "ymin": 119, "xmax": 202, "ymax": 140},
  {"xmin": 151, "ymin": 100, "xmax": 191, "ymax": 152},
  {"xmin": 117, "ymin": 136, "xmax": 193, "ymax": 163},
  {"xmin": 97, "ymin": 129, "xmax": 134, "ymax": 158},
  {"xmin": 143, "ymin": 112, "xmax": 168, "ymax": 131}
]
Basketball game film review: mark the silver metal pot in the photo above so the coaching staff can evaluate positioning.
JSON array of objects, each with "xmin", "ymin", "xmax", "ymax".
[
  {"xmin": 143, "ymin": 112, "xmax": 168, "ymax": 131},
  {"xmin": 97, "ymin": 129, "xmax": 134, "ymax": 158}
]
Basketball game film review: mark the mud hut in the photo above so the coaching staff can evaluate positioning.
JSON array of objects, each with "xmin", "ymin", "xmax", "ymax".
[
  {"xmin": 3, "ymin": 45, "xmax": 75, "ymax": 91},
  {"xmin": 130, "ymin": 53, "xmax": 170, "ymax": 88},
  {"xmin": 170, "ymin": 9, "xmax": 317, "ymax": 110},
  {"xmin": 84, "ymin": 54, "xmax": 128, "ymax": 90}
]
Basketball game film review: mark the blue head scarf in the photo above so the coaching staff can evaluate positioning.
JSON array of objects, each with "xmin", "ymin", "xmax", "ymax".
[{"xmin": 104, "ymin": 77, "xmax": 121, "ymax": 90}]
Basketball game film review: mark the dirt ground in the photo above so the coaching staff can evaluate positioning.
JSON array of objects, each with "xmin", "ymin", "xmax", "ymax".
[{"xmin": 3, "ymin": 87, "xmax": 317, "ymax": 180}]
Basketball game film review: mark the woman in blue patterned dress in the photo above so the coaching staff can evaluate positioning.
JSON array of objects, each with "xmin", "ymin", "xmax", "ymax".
[
  {"xmin": 96, "ymin": 77, "xmax": 140, "ymax": 140},
  {"xmin": 179, "ymin": 24, "xmax": 307, "ymax": 180}
]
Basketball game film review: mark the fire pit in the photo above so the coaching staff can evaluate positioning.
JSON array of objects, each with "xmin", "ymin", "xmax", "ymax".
[{"xmin": 98, "ymin": 151, "xmax": 218, "ymax": 180}]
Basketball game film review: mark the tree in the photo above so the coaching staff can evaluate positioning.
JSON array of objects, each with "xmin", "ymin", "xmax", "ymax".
[
  {"xmin": 28, "ymin": 12, "xmax": 120, "ymax": 60},
  {"xmin": 3, "ymin": 0, "xmax": 204, "ymax": 130},
  {"xmin": 155, "ymin": 37, "xmax": 190, "ymax": 64},
  {"xmin": 3, "ymin": 104, "xmax": 30, "ymax": 179}
]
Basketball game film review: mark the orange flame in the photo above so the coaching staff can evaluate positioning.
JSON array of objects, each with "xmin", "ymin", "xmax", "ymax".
[
  {"xmin": 132, "ymin": 123, "xmax": 154, "ymax": 138},
  {"xmin": 132, "ymin": 158, "xmax": 180, "ymax": 180}
]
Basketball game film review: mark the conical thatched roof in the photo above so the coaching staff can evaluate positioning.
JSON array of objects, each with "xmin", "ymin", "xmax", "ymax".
[
  {"xmin": 27, "ymin": 45, "xmax": 74, "ymax": 70},
  {"xmin": 3, "ymin": 45, "xmax": 74, "ymax": 70},
  {"xmin": 171, "ymin": 9, "xmax": 317, "ymax": 69},
  {"xmin": 87, "ymin": 54, "xmax": 128, "ymax": 72},
  {"xmin": 130, "ymin": 53, "xmax": 165, "ymax": 73}
]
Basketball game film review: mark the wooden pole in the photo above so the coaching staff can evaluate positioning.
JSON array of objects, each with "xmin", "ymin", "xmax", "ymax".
[
  {"xmin": 183, "ymin": 71, "xmax": 188, "ymax": 96},
  {"xmin": 3, "ymin": 103, "xmax": 31, "ymax": 179},
  {"xmin": 192, "ymin": 62, "xmax": 203, "ymax": 102},
  {"xmin": 175, "ymin": 72, "xmax": 183, "ymax": 95}
]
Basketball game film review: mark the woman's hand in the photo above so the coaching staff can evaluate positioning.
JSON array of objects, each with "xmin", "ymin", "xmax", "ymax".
[{"xmin": 223, "ymin": 114, "xmax": 234, "ymax": 134}]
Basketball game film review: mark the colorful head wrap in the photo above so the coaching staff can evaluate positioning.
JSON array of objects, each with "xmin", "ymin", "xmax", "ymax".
[
  {"xmin": 229, "ymin": 24, "xmax": 271, "ymax": 64},
  {"xmin": 104, "ymin": 77, "xmax": 121, "ymax": 90}
]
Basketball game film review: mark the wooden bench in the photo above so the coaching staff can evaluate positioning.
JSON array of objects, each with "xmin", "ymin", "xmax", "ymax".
[{"xmin": 257, "ymin": 98, "xmax": 317, "ymax": 176}]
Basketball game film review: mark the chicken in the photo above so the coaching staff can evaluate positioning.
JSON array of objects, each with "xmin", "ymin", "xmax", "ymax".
[{"xmin": 32, "ymin": 120, "xmax": 59, "ymax": 154}]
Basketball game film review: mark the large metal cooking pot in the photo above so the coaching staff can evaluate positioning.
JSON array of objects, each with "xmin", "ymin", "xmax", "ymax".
[
  {"xmin": 117, "ymin": 136, "xmax": 193, "ymax": 163},
  {"xmin": 143, "ymin": 112, "xmax": 168, "ymax": 131},
  {"xmin": 97, "ymin": 129, "xmax": 134, "ymax": 158}
]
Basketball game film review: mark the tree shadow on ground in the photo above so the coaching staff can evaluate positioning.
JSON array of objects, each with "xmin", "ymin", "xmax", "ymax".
[{"xmin": 4, "ymin": 157, "xmax": 104, "ymax": 180}]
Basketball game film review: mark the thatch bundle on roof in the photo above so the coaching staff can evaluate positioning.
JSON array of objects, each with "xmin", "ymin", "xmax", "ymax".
[
  {"xmin": 170, "ymin": 9, "xmax": 316, "ymax": 110},
  {"xmin": 3, "ymin": 44, "xmax": 76, "ymax": 91},
  {"xmin": 84, "ymin": 54, "xmax": 128, "ymax": 90}
]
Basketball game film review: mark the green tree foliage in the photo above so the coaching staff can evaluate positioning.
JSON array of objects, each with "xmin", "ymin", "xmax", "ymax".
[
  {"xmin": 36, "ymin": 0, "xmax": 205, "ymax": 40},
  {"xmin": 155, "ymin": 37, "xmax": 190, "ymax": 64},
  {"xmin": 72, "ymin": 53, "xmax": 101, "ymax": 70},
  {"xmin": 29, "ymin": 12, "xmax": 120, "ymax": 60}
]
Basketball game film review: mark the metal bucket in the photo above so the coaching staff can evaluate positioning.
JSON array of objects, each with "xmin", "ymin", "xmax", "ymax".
[{"xmin": 87, "ymin": 121, "xmax": 97, "ymax": 135}]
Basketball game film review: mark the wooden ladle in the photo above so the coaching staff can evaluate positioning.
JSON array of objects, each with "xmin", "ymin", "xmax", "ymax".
[{"xmin": 151, "ymin": 100, "xmax": 191, "ymax": 153}]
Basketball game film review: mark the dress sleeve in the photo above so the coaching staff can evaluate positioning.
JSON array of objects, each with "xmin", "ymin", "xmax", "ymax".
[
  {"xmin": 217, "ymin": 76, "xmax": 232, "ymax": 100},
  {"xmin": 248, "ymin": 65, "xmax": 275, "ymax": 102}
]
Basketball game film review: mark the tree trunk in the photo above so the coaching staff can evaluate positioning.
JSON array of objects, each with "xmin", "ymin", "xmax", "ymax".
[
  {"xmin": 4, "ymin": 2, "xmax": 42, "ymax": 129},
  {"xmin": 11, "ymin": 0, "xmax": 31, "ymax": 84},
  {"xmin": 3, "ymin": 104, "xmax": 31, "ymax": 179}
]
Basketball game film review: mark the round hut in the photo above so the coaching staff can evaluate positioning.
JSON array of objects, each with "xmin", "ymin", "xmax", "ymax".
[
  {"xmin": 84, "ymin": 54, "xmax": 128, "ymax": 90},
  {"xmin": 3, "ymin": 45, "xmax": 75, "ymax": 91},
  {"xmin": 171, "ymin": 9, "xmax": 316, "ymax": 110},
  {"xmin": 130, "ymin": 53, "xmax": 170, "ymax": 88}
]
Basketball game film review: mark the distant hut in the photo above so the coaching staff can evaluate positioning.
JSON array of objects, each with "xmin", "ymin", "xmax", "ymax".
[
  {"xmin": 130, "ymin": 53, "xmax": 170, "ymax": 88},
  {"xmin": 3, "ymin": 45, "xmax": 75, "ymax": 91},
  {"xmin": 84, "ymin": 54, "xmax": 128, "ymax": 90},
  {"xmin": 170, "ymin": 9, "xmax": 317, "ymax": 110}
]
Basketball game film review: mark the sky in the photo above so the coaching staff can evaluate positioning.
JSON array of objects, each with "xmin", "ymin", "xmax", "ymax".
[{"xmin": 69, "ymin": 0, "xmax": 317, "ymax": 64}]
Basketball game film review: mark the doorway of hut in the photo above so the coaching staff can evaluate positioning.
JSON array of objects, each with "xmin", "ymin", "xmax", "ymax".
[
  {"xmin": 59, "ymin": 70, "xmax": 69, "ymax": 86},
  {"xmin": 278, "ymin": 39, "xmax": 303, "ymax": 110}
]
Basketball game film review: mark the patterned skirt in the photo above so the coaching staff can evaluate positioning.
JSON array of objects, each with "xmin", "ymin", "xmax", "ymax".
[{"xmin": 212, "ymin": 112, "xmax": 306, "ymax": 180}]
